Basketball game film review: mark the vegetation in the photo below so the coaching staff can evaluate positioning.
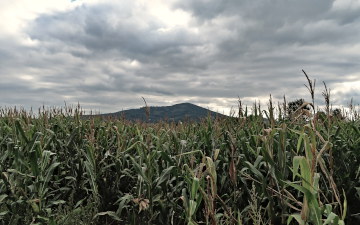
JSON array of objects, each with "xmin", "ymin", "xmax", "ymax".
[{"xmin": 0, "ymin": 77, "xmax": 359, "ymax": 224}]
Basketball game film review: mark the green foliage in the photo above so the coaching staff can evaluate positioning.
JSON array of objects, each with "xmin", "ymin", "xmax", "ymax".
[{"xmin": 0, "ymin": 104, "xmax": 359, "ymax": 225}]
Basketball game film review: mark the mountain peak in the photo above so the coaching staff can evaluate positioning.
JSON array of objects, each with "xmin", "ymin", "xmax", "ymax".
[{"xmin": 100, "ymin": 102, "xmax": 225, "ymax": 122}]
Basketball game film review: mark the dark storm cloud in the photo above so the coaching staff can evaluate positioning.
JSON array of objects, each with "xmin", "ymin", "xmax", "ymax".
[
  {"xmin": 1, "ymin": 0, "xmax": 359, "ymax": 114},
  {"xmin": 173, "ymin": 0, "xmax": 360, "ymax": 105},
  {"xmin": 175, "ymin": 0, "xmax": 332, "ymax": 19},
  {"xmin": 28, "ymin": 3, "xmax": 201, "ymax": 64},
  {"xmin": 174, "ymin": 0, "xmax": 360, "ymax": 52}
]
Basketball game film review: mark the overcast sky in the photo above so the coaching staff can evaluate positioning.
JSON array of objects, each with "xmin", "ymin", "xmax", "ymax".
[{"xmin": 1, "ymin": 0, "xmax": 359, "ymax": 114}]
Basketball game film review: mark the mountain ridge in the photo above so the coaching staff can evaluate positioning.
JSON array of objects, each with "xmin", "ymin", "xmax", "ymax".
[{"xmin": 95, "ymin": 102, "xmax": 226, "ymax": 122}]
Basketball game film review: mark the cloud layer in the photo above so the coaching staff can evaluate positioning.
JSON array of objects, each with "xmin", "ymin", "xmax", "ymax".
[{"xmin": 1, "ymin": 0, "xmax": 359, "ymax": 114}]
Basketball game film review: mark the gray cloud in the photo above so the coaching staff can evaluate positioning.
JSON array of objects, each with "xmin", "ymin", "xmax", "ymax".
[{"xmin": 1, "ymin": 0, "xmax": 359, "ymax": 114}]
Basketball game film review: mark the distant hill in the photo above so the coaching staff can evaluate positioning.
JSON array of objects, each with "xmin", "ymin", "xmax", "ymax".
[{"xmin": 95, "ymin": 103, "xmax": 227, "ymax": 122}]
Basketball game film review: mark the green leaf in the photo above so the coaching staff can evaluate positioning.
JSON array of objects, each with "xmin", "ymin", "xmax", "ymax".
[
  {"xmin": 156, "ymin": 166, "xmax": 176, "ymax": 187},
  {"xmin": 297, "ymin": 133, "xmax": 304, "ymax": 154},
  {"xmin": 245, "ymin": 161, "xmax": 264, "ymax": 181},
  {"xmin": 0, "ymin": 194, "xmax": 7, "ymax": 203},
  {"xmin": 299, "ymin": 156, "xmax": 312, "ymax": 191},
  {"xmin": 287, "ymin": 213, "xmax": 305, "ymax": 225},
  {"xmin": 95, "ymin": 211, "xmax": 122, "ymax": 221},
  {"xmin": 292, "ymin": 156, "xmax": 302, "ymax": 181},
  {"xmin": 0, "ymin": 211, "xmax": 9, "ymax": 217},
  {"xmin": 29, "ymin": 201, "xmax": 40, "ymax": 213},
  {"xmin": 189, "ymin": 200, "xmax": 197, "ymax": 217},
  {"xmin": 324, "ymin": 204, "xmax": 333, "ymax": 215},
  {"xmin": 39, "ymin": 161, "xmax": 60, "ymax": 197},
  {"xmin": 309, "ymin": 200, "xmax": 322, "ymax": 225},
  {"xmin": 205, "ymin": 157, "xmax": 217, "ymax": 184},
  {"xmin": 303, "ymin": 134, "xmax": 313, "ymax": 163},
  {"xmin": 284, "ymin": 181, "xmax": 313, "ymax": 203},
  {"xmin": 73, "ymin": 198, "xmax": 86, "ymax": 209},
  {"xmin": 323, "ymin": 212, "xmax": 338, "ymax": 225},
  {"xmin": 190, "ymin": 177, "xmax": 200, "ymax": 200},
  {"xmin": 115, "ymin": 194, "xmax": 133, "ymax": 215},
  {"xmin": 15, "ymin": 119, "xmax": 29, "ymax": 143},
  {"xmin": 50, "ymin": 200, "xmax": 66, "ymax": 206}
]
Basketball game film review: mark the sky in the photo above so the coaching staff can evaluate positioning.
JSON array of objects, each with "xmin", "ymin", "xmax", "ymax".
[{"xmin": 1, "ymin": 0, "xmax": 360, "ymax": 115}]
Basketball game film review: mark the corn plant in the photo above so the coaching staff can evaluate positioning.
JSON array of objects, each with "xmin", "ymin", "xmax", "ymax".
[{"xmin": 0, "ymin": 90, "xmax": 359, "ymax": 225}]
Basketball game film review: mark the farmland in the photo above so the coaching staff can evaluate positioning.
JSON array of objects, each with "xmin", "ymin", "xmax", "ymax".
[{"xmin": 0, "ymin": 99, "xmax": 359, "ymax": 225}]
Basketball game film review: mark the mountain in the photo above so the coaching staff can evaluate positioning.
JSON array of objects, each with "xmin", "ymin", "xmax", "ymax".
[{"xmin": 96, "ymin": 103, "xmax": 226, "ymax": 122}]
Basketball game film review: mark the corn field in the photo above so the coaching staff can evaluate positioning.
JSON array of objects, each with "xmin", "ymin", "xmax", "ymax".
[{"xmin": 0, "ymin": 97, "xmax": 359, "ymax": 224}]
